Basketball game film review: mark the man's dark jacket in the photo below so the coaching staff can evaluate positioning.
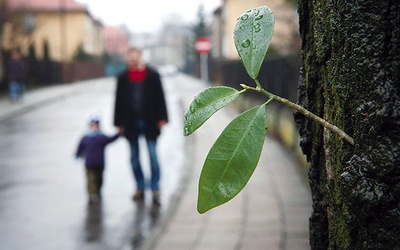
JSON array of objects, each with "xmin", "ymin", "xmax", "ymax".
[{"xmin": 114, "ymin": 66, "xmax": 168, "ymax": 141}]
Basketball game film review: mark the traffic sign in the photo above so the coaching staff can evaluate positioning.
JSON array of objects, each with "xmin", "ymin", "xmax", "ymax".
[{"xmin": 195, "ymin": 37, "xmax": 212, "ymax": 54}]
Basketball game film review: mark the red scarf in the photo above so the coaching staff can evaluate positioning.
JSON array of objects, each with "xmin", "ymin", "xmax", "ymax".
[{"xmin": 128, "ymin": 68, "xmax": 146, "ymax": 83}]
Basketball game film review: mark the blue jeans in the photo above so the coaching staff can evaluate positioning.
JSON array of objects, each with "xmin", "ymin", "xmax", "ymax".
[
  {"xmin": 9, "ymin": 81, "xmax": 24, "ymax": 101},
  {"xmin": 129, "ymin": 119, "xmax": 161, "ymax": 191}
]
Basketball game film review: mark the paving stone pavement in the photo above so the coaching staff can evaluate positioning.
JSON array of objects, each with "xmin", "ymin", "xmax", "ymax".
[
  {"xmin": 0, "ymin": 75, "xmax": 312, "ymax": 250},
  {"xmin": 0, "ymin": 79, "xmax": 101, "ymax": 123},
  {"xmin": 141, "ymin": 74, "xmax": 312, "ymax": 250}
]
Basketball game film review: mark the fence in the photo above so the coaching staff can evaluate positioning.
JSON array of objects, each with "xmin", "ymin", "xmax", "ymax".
[
  {"xmin": 0, "ymin": 57, "xmax": 105, "ymax": 92},
  {"xmin": 61, "ymin": 61, "xmax": 104, "ymax": 83}
]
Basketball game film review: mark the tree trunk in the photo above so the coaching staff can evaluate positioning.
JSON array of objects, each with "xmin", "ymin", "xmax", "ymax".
[{"xmin": 295, "ymin": 1, "xmax": 400, "ymax": 249}]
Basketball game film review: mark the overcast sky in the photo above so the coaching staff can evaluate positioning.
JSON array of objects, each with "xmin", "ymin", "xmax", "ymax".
[{"xmin": 76, "ymin": 0, "xmax": 222, "ymax": 33}]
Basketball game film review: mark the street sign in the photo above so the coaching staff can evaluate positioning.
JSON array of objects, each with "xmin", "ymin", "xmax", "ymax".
[
  {"xmin": 195, "ymin": 37, "xmax": 212, "ymax": 54},
  {"xmin": 195, "ymin": 37, "xmax": 211, "ymax": 82}
]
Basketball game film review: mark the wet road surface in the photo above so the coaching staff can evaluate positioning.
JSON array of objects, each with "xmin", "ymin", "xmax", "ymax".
[{"xmin": 0, "ymin": 76, "xmax": 186, "ymax": 250}]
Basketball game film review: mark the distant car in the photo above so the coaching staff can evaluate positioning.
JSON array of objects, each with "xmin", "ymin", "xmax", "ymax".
[{"xmin": 158, "ymin": 65, "xmax": 178, "ymax": 77}]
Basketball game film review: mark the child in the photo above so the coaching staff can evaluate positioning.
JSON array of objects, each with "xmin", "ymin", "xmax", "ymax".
[{"xmin": 75, "ymin": 116, "xmax": 120, "ymax": 204}]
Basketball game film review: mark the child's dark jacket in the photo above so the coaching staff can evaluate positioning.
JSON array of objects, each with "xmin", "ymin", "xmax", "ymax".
[{"xmin": 76, "ymin": 131, "xmax": 119, "ymax": 168}]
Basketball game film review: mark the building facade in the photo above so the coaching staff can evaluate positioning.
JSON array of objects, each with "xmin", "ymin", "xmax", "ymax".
[{"xmin": 2, "ymin": 0, "xmax": 104, "ymax": 62}]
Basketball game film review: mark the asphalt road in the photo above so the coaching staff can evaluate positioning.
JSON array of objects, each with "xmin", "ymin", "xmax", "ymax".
[{"xmin": 0, "ymin": 76, "xmax": 187, "ymax": 250}]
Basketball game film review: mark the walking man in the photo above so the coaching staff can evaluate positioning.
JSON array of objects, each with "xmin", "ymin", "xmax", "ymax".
[{"xmin": 114, "ymin": 47, "xmax": 168, "ymax": 206}]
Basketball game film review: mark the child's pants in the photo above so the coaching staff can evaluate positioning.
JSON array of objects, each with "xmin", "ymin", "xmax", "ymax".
[{"xmin": 86, "ymin": 167, "xmax": 104, "ymax": 196}]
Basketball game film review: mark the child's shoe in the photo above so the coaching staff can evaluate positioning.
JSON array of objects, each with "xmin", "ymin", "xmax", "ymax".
[{"xmin": 89, "ymin": 194, "xmax": 100, "ymax": 204}]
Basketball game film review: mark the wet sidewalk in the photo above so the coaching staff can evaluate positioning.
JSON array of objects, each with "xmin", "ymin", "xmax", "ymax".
[
  {"xmin": 0, "ymin": 79, "xmax": 98, "ymax": 123},
  {"xmin": 140, "ymin": 74, "xmax": 312, "ymax": 250},
  {"xmin": 0, "ymin": 74, "xmax": 312, "ymax": 250}
]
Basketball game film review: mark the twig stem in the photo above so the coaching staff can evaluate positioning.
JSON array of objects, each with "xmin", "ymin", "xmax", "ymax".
[{"xmin": 241, "ymin": 84, "xmax": 354, "ymax": 145}]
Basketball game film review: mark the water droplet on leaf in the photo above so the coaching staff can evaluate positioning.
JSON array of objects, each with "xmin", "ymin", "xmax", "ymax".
[
  {"xmin": 241, "ymin": 14, "xmax": 249, "ymax": 20},
  {"xmin": 241, "ymin": 39, "xmax": 251, "ymax": 48}
]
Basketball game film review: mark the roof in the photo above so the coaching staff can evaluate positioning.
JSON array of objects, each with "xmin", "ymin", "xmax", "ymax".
[
  {"xmin": 103, "ymin": 26, "xmax": 128, "ymax": 36},
  {"xmin": 7, "ymin": 0, "xmax": 87, "ymax": 12}
]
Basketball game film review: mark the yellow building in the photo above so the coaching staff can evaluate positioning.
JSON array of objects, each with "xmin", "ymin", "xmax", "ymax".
[{"xmin": 3, "ymin": 0, "xmax": 104, "ymax": 62}]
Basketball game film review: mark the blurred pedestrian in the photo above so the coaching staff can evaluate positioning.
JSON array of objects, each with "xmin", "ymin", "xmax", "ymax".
[
  {"xmin": 76, "ymin": 115, "xmax": 121, "ymax": 204},
  {"xmin": 114, "ymin": 47, "xmax": 168, "ymax": 206},
  {"xmin": 7, "ymin": 49, "xmax": 28, "ymax": 102}
]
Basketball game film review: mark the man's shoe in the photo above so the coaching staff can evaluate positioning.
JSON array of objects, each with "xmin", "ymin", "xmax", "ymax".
[
  {"xmin": 133, "ymin": 190, "xmax": 144, "ymax": 202},
  {"xmin": 152, "ymin": 190, "xmax": 161, "ymax": 206}
]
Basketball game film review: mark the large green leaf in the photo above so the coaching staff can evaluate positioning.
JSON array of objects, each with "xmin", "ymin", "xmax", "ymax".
[
  {"xmin": 234, "ymin": 6, "xmax": 274, "ymax": 79},
  {"xmin": 197, "ymin": 104, "xmax": 267, "ymax": 213},
  {"xmin": 184, "ymin": 86, "xmax": 240, "ymax": 136}
]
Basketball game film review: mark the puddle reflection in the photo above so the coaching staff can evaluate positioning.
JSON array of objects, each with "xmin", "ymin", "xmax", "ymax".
[
  {"xmin": 80, "ymin": 199, "xmax": 162, "ymax": 249},
  {"xmin": 130, "ymin": 202, "xmax": 161, "ymax": 249},
  {"xmin": 84, "ymin": 203, "xmax": 103, "ymax": 243}
]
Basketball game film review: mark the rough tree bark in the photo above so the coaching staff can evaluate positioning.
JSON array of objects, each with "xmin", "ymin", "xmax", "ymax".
[{"xmin": 294, "ymin": 1, "xmax": 400, "ymax": 249}]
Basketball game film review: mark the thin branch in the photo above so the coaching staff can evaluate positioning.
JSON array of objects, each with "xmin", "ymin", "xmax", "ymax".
[
  {"xmin": 254, "ymin": 79, "xmax": 263, "ymax": 89},
  {"xmin": 240, "ymin": 84, "xmax": 354, "ymax": 145}
]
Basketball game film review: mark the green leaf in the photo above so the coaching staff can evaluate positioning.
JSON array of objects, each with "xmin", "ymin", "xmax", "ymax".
[
  {"xmin": 234, "ymin": 6, "xmax": 274, "ymax": 79},
  {"xmin": 197, "ymin": 104, "xmax": 267, "ymax": 213},
  {"xmin": 184, "ymin": 86, "xmax": 240, "ymax": 136}
]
